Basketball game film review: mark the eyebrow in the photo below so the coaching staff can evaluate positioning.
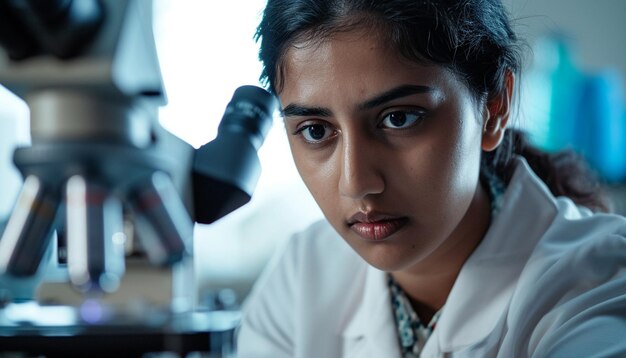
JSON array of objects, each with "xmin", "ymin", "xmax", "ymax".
[
  {"xmin": 281, "ymin": 105, "xmax": 332, "ymax": 118},
  {"xmin": 359, "ymin": 84, "xmax": 434, "ymax": 110},
  {"xmin": 281, "ymin": 84, "xmax": 434, "ymax": 118}
]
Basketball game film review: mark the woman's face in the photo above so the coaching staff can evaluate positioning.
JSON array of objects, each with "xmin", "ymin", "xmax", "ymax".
[{"xmin": 278, "ymin": 29, "xmax": 491, "ymax": 273}]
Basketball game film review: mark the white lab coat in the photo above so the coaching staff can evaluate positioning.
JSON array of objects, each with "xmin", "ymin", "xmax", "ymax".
[{"xmin": 237, "ymin": 158, "xmax": 626, "ymax": 357}]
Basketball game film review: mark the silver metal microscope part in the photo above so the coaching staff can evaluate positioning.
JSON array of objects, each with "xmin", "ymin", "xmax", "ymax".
[
  {"xmin": 0, "ymin": 175, "xmax": 57, "ymax": 276},
  {"xmin": 131, "ymin": 171, "xmax": 193, "ymax": 266},
  {"xmin": 27, "ymin": 90, "xmax": 152, "ymax": 147},
  {"xmin": 66, "ymin": 175, "xmax": 125, "ymax": 293},
  {"xmin": 0, "ymin": 0, "xmax": 170, "ymax": 293}
]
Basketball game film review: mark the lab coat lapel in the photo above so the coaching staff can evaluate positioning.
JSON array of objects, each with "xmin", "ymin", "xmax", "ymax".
[
  {"xmin": 423, "ymin": 158, "xmax": 560, "ymax": 355},
  {"xmin": 341, "ymin": 265, "xmax": 402, "ymax": 358}
]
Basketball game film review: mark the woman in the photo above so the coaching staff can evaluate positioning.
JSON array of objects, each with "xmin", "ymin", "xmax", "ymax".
[{"xmin": 237, "ymin": 0, "xmax": 626, "ymax": 357}]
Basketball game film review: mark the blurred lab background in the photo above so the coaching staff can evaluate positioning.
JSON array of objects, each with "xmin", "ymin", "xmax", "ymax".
[{"xmin": 1, "ymin": 0, "xmax": 624, "ymax": 304}]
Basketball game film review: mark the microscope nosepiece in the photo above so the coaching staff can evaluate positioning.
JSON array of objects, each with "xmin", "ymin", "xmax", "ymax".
[
  {"xmin": 130, "ymin": 171, "xmax": 193, "ymax": 266},
  {"xmin": 0, "ymin": 175, "xmax": 58, "ymax": 276},
  {"xmin": 66, "ymin": 175, "xmax": 125, "ymax": 293}
]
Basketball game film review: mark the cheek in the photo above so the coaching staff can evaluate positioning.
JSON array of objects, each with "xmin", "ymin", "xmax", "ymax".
[
  {"xmin": 439, "ymin": 110, "xmax": 484, "ymax": 214},
  {"xmin": 288, "ymin": 140, "xmax": 339, "ymax": 212},
  {"xmin": 287, "ymin": 139, "xmax": 315, "ymax": 189},
  {"xmin": 402, "ymin": 144, "xmax": 457, "ymax": 214},
  {"xmin": 405, "ymin": 107, "xmax": 482, "ymax": 220}
]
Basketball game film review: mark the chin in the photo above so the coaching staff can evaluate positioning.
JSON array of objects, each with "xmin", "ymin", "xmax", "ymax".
[{"xmin": 349, "ymin": 239, "xmax": 427, "ymax": 273}]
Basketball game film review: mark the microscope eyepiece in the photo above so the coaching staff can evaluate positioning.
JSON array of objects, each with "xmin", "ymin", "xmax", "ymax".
[
  {"xmin": 220, "ymin": 85, "xmax": 275, "ymax": 150},
  {"xmin": 193, "ymin": 85, "xmax": 277, "ymax": 224}
]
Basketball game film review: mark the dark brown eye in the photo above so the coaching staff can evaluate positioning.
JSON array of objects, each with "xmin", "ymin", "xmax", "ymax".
[
  {"xmin": 307, "ymin": 125, "xmax": 326, "ymax": 140},
  {"xmin": 380, "ymin": 111, "xmax": 423, "ymax": 129},
  {"xmin": 298, "ymin": 123, "xmax": 333, "ymax": 143},
  {"xmin": 389, "ymin": 112, "xmax": 407, "ymax": 127}
]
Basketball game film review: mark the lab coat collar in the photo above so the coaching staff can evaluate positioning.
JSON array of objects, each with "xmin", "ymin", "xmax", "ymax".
[
  {"xmin": 342, "ymin": 157, "xmax": 561, "ymax": 355},
  {"xmin": 342, "ymin": 265, "xmax": 402, "ymax": 357},
  {"xmin": 427, "ymin": 157, "xmax": 560, "ymax": 353}
]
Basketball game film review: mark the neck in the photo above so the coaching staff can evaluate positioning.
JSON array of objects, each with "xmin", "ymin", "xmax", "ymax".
[{"xmin": 390, "ymin": 182, "xmax": 492, "ymax": 322}]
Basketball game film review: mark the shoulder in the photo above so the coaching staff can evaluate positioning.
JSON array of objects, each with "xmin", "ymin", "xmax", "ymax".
[
  {"xmin": 493, "ymin": 158, "xmax": 626, "ymax": 355},
  {"xmin": 237, "ymin": 219, "xmax": 369, "ymax": 357},
  {"xmin": 247, "ymin": 217, "xmax": 364, "ymax": 292},
  {"xmin": 508, "ymin": 202, "xmax": 626, "ymax": 355},
  {"xmin": 261, "ymin": 219, "xmax": 367, "ymax": 300},
  {"xmin": 288, "ymin": 218, "xmax": 346, "ymax": 251},
  {"xmin": 530, "ymin": 195, "xmax": 626, "ymax": 272},
  {"xmin": 286, "ymin": 219, "xmax": 361, "ymax": 266},
  {"xmin": 511, "ymin": 158, "xmax": 626, "ymax": 315},
  {"xmin": 498, "ymin": 156, "xmax": 626, "ymax": 255}
]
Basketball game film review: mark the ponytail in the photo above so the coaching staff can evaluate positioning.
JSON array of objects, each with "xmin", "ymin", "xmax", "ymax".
[{"xmin": 483, "ymin": 129, "xmax": 612, "ymax": 213}]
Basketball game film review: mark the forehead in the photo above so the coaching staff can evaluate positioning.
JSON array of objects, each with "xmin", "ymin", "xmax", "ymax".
[{"xmin": 277, "ymin": 29, "xmax": 461, "ymax": 104}]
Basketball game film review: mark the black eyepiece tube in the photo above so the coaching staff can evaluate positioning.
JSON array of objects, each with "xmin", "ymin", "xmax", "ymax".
[
  {"xmin": 0, "ymin": 0, "xmax": 104, "ymax": 59},
  {"xmin": 25, "ymin": 0, "xmax": 73, "ymax": 23},
  {"xmin": 219, "ymin": 85, "xmax": 276, "ymax": 150},
  {"xmin": 193, "ymin": 85, "xmax": 278, "ymax": 224},
  {"xmin": 0, "ymin": 1, "xmax": 40, "ymax": 60}
]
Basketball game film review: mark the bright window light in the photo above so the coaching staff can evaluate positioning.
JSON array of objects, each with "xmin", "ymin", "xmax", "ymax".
[{"xmin": 153, "ymin": 0, "xmax": 322, "ymax": 300}]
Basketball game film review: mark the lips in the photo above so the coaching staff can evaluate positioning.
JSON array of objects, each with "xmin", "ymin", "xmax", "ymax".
[{"xmin": 347, "ymin": 212, "xmax": 408, "ymax": 241}]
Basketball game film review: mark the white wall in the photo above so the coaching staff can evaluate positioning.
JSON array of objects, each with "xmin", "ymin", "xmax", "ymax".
[{"xmin": 153, "ymin": 0, "xmax": 323, "ymax": 301}]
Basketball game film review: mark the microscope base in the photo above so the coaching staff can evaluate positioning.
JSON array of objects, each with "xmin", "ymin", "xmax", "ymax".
[{"xmin": 0, "ymin": 303, "xmax": 239, "ymax": 357}]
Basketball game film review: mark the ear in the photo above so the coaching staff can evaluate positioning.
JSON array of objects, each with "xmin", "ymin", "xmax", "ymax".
[{"xmin": 481, "ymin": 70, "xmax": 514, "ymax": 152}]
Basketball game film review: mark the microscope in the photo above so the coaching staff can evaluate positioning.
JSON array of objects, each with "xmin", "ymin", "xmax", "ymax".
[{"xmin": 0, "ymin": 0, "xmax": 276, "ymax": 356}]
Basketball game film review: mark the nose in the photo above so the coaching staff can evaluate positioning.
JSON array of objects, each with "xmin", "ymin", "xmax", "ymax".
[{"xmin": 338, "ymin": 133, "xmax": 385, "ymax": 200}]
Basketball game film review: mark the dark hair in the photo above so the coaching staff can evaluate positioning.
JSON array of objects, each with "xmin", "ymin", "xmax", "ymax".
[{"xmin": 256, "ymin": 0, "xmax": 611, "ymax": 212}]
